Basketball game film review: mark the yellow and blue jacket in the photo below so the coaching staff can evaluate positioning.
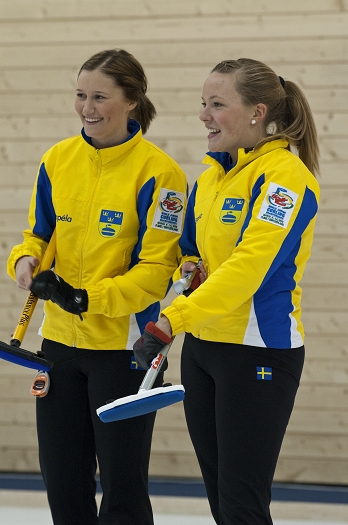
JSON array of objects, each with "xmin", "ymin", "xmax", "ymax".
[
  {"xmin": 162, "ymin": 139, "xmax": 320, "ymax": 349},
  {"xmin": 8, "ymin": 121, "xmax": 187, "ymax": 350}
]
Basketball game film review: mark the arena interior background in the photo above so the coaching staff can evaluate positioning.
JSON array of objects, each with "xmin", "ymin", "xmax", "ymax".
[{"xmin": 0, "ymin": 0, "xmax": 347, "ymax": 484}]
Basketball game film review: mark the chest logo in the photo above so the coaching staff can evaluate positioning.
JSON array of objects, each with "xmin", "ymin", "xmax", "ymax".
[
  {"xmin": 220, "ymin": 198, "xmax": 245, "ymax": 224},
  {"xmin": 98, "ymin": 209, "xmax": 123, "ymax": 238}
]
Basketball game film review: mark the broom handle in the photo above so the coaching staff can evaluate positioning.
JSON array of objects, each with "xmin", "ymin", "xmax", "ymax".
[
  {"xmin": 138, "ymin": 340, "xmax": 173, "ymax": 392},
  {"xmin": 10, "ymin": 230, "xmax": 57, "ymax": 347}
]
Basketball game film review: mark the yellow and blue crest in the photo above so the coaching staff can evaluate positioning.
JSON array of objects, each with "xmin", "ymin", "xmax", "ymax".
[
  {"xmin": 98, "ymin": 209, "xmax": 123, "ymax": 238},
  {"xmin": 220, "ymin": 198, "xmax": 245, "ymax": 224}
]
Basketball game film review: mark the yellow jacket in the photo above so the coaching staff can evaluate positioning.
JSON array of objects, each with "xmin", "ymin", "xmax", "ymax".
[
  {"xmin": 163, "ymin": 139, "xmax": 320, "ymax": 348},
  {"xmin": 8, "ymin": 122, "xmax": 187, "ymax": 349}
]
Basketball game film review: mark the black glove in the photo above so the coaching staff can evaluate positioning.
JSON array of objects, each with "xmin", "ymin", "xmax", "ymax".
[
  {"xmin": 30, "ymin": 270, "xmax": 88, "ymax": 316},
  {"xmin": 133, "ymin": 321, "xmax": 173, "ymax": 371}
]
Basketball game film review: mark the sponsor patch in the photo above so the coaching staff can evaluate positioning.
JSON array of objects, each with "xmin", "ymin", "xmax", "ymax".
[
  {"xmin": 257, "ymin": 183, "xmax": 298, "ymax": 228},
  {"xmin": 220, "ymin": 198, "xmax": 245, "ymax": 224},
  {"xmin": 152, "ymin": 188, "xmax": 184, "ymax": 233},
  {"xmin": 56, "ymin": 214, "xmax": 72, "ymax": 222},
  {"xmin": 98, "ymin": 209, "xmax": 123, "ymax": 238}
]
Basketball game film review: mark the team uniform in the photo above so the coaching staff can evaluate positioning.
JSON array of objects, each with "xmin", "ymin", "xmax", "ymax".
[
  {"xmin": 8, "ymin": 120, "xmax": 187, "ymax": 525},
  {"xmin": 162, "ymin": 139, "xmax": 320, "ymax": 524}
]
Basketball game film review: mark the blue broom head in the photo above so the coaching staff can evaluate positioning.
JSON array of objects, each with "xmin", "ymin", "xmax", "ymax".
[
  {"xmin": 97, "ymin": 385, "xmax": 185, "ymax": 423},
  {"xmin": 0, "ymin": 346, "xmax": 52, "ymax": 371}
]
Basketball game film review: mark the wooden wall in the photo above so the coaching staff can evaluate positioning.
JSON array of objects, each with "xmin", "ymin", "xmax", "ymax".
[{"xmin": 0, "ymin": 0, "xmax": 347, "ymax": 484}]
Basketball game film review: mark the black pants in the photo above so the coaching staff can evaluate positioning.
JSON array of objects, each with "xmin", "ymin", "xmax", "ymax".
[
  {"xmin": 181, "ymin": 334, "xmax": 304, "ymax": 525},
  {"xmin": 36, "ymin": 340, "xmax": 163, "ymax": 525}
]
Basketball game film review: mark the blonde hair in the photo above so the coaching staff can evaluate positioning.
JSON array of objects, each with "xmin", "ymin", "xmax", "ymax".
[
  {"xmin": 212, "ymin": 58, "xmax": 320, "ymax": 176},
  {"xmin": 78, "ymin": 49, "xmax": 156, "ymax": 134}
]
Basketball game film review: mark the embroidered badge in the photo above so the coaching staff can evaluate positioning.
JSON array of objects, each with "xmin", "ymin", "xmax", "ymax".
[
  {"xmin": 257, "ymin": 183, "xmax": 298, "ymax": 229},
  {"xmin": 220, "ymin": 198, "xmax": 245, "ymax": 224},
  {"xmin": 98, "ymin": 209, "xmax": 123, "ymax": 238},
  {"xmin": 152, "ymin": 188, "xmax": 184, "ymax": 233},
  {"xmin": 256, "ymin": 366, "xmax": 272, "ymax": 380}
]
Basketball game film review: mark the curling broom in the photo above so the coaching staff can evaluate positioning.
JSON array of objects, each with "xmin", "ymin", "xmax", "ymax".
[
  {"xmin": 0, "ymin": 231, "xmax": 56, "ymax": 371},
  {"xmin": 97, "ymin": 261, "xmax": 203, "ymax": 422},
  {"xmin": 97, "ymin": 339, "xmax": 184, "ymax": 422}
]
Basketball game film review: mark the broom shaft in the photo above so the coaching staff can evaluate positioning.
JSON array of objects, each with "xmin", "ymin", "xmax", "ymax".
[
  {"xmin": 139, "ymin": 342, "xmax": 172, "ymax": 391},
  {"xmin": 11, "ymin": 230, "xmax": 56, "ymax": 347}
]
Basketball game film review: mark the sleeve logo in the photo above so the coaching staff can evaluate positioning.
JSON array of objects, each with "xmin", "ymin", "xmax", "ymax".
[
  {"xmin": 152, "ymin": 188, "xmax": 185, "ymax": 233},
  {"xmin": 98, "ymin": 209, "xmax": 123, "ymax": 238},
  {"xmin": 257, "ymin": 183, "xmax": 298, "ymax": 228}
]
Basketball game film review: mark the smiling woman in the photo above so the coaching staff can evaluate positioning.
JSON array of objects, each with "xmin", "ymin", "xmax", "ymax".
[
  {"xmin": 200, "ymin": 71, "xmax": 267, "ymax": 162},
  {"xmin": 133, "ymin": 57, "xmax": 321, "ymax": 525},
  {"xmin": 6, "ymin": 48, "xmax": 187, "ymax": 525},
  {"xmin": 75, "ymin": 70, "xmax": 137, "ymax": 149}
]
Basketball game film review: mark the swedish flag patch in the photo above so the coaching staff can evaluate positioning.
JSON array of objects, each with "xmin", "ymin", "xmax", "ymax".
[{"xmin": 256, "ymin": 366, "xmax": 272, "ymax": 380}]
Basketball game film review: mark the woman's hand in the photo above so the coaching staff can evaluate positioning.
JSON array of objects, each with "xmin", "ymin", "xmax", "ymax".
[
  {"xmin": 152, "ymin": 261, "xmax": 207, "ymax": 339},
  {"xmin": 15, "ymin": 256, "xmax": 40, "ymax": 291},
  {"xmin": 133, "ymin": 316, "xmax": 173, "ymax": 370},
  {"xmin": 181, "ymin": 261, "xmax": 207, "ymax": 285},
  {"xmin": 155, "ymin": 315, "xmax": 173, "ymax": 338}
]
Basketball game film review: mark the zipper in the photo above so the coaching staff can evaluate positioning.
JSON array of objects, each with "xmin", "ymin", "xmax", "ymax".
[
  {"xmin": 79, "ymin": 149, "xmax": 102, "ymax": 282},
  {"xmin": 71, "ymin": 148, "xmax": 101, "ymax": 346}
]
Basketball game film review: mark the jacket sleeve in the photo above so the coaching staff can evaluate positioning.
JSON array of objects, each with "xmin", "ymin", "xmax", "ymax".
[
  {"xmin": 86, "ymin": 166, "xmax": 188, "ymax": 317},
  {"xmin": 172, "ymin": 181, "xmax": 201, "ymax": 282},
  {"xmin": 7, "ymin": 161, "xmax": 56, "ymax": 280},
  {"xmin": 162, "ymin": 166, "xmax": 319, "ymax": 336}
]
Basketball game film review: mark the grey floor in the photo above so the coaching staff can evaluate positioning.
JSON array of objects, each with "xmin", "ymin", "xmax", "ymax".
[
  {"xmin": 1, "ymin": 506, "xmax": 348, "ymax": 525},
  {"xmin": 0, "ymin": 491, "xmax": 348, "ymax": 525}
]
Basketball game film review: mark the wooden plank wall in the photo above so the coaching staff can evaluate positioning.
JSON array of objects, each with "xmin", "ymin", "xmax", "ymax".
[{"xmin": 0, "ymin": 0, "xmax": 347, "ymax": 484}]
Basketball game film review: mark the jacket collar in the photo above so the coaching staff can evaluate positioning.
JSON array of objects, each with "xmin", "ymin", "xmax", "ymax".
[
  {"xmin": 203, "ymin": 139, "xmax": 289, "ymax": 173},
  {"xmin": 82, "ymin": 119, "xmax": 142, "ymax": 162}
]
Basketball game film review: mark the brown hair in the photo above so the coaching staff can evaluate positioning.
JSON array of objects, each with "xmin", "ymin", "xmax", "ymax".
[
  {"xmin": 78, "ymin": 49, "xmax": 156, "ymax": 134},
  {"xmin": 211, "ymin": 58, "xmax": 320, "ymax": 176}
]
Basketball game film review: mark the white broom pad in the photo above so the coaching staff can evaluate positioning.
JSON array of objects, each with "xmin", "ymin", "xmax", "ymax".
[{"xmin": 97, "ymin": 384, "xmax": 185, "ymax": 416}]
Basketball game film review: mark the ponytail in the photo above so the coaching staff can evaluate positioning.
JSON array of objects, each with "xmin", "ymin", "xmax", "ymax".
[
  {"xmin": 130, "ymin": 92, "xmax": 156, "ymax": 134},
  {"xmin": 212, "ymin": 59, "xmax": 320, "ymax": 176},
  {"xmin": 259, "ymin": 80, "xmax": 320, "ymax": 176}
]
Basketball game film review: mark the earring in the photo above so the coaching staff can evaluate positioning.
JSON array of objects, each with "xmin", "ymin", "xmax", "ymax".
[{"xmin": 251, "ymin": 119, "xmax": 256, "ymax": 125}]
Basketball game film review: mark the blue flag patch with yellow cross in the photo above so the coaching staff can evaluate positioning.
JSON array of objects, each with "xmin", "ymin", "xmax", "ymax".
[{"xmin": 256, "ymin": 366, "xmax": 272, "ymax": 380}]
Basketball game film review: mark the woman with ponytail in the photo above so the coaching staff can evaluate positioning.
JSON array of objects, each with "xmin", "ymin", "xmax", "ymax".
[
  {"xmin": 134, "ymin": 58, "xmax": 320, "ymax": 524},
  {"xmin": 8, "ymin": 49, "xmax": 187, "ymax": 525}
]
